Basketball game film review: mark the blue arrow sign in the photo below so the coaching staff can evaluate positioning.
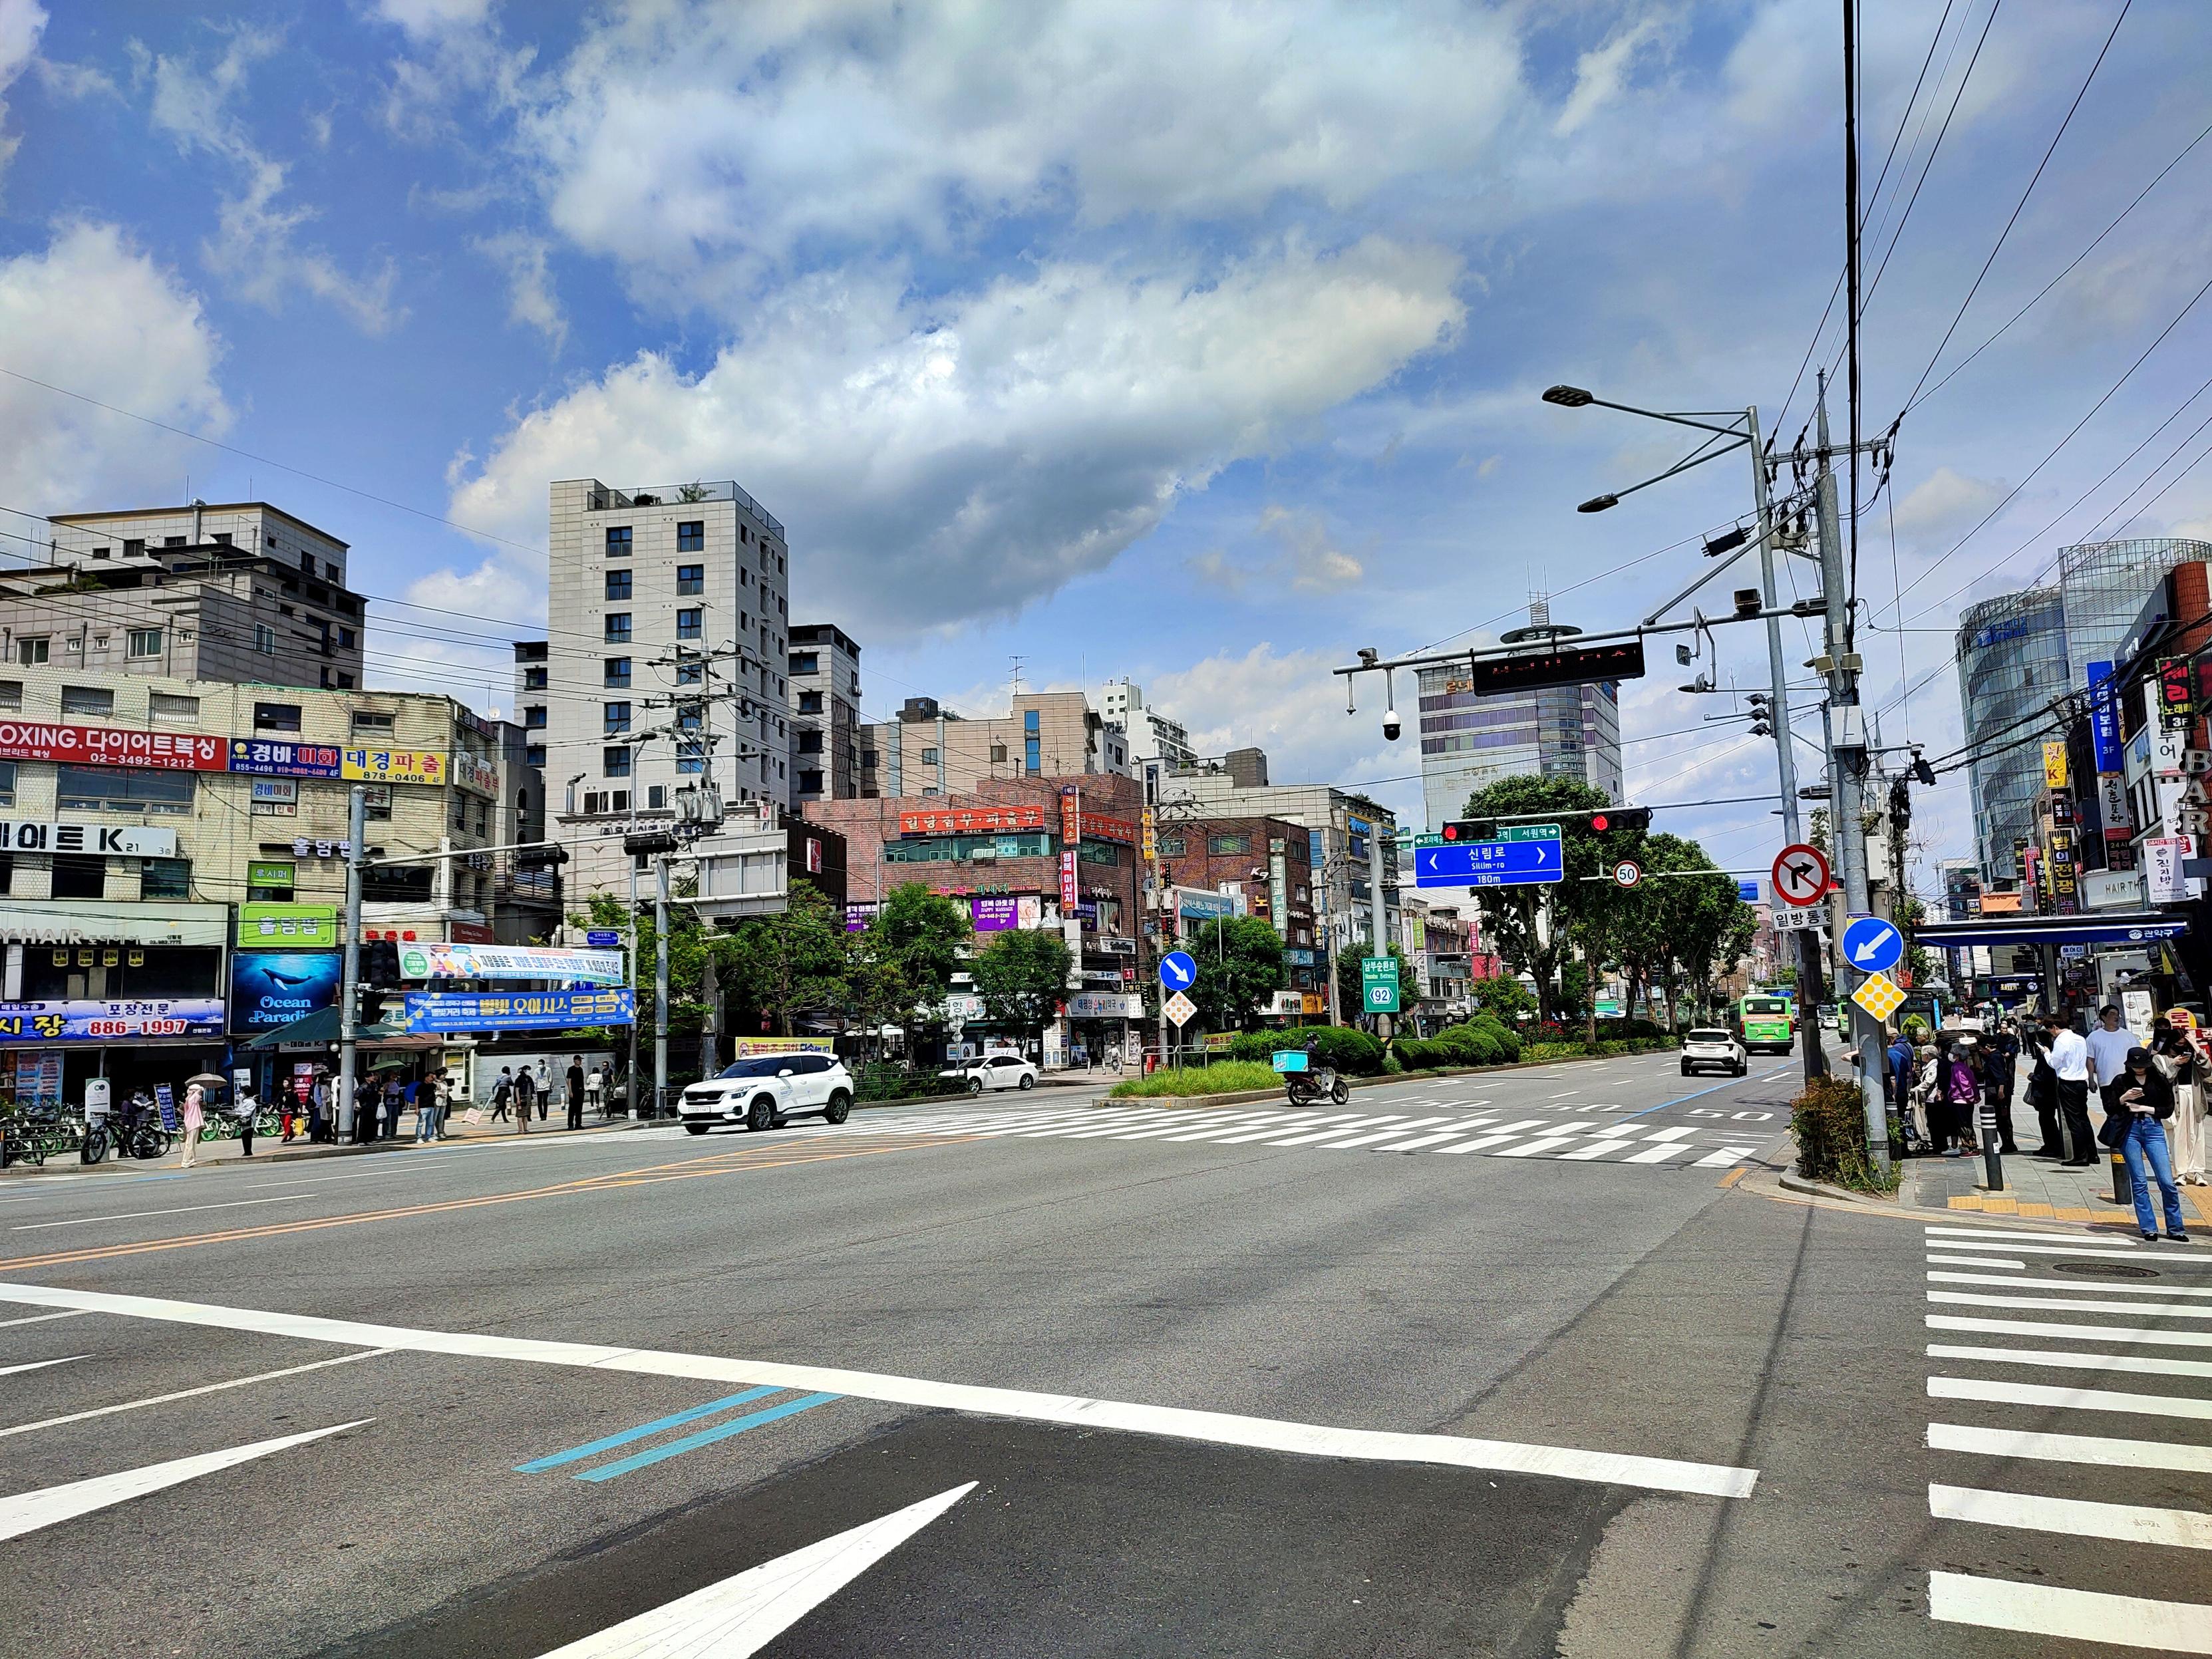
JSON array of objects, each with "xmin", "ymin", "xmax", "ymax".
[
  {"xmin": 1840, "ymin": 915, "xmax": 1903, "ymax": 973},
  {"xmin": 1412, "ymin": 837, "xmax": 1565, "ymax": 888},
  {"xmin": 1158, "ymin": 950, "xmax": 1198, "ymax": 990}
]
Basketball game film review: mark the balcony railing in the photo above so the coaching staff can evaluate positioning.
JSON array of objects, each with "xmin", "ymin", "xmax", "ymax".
[{"xmin": 585, "ymin": 480, "xmax": 784, "ymax": 538}]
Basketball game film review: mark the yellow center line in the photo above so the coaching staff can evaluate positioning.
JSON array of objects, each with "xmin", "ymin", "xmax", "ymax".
[{"xmin": 0, "ymin": 1133, "xmax": 978, "ymax": 1273}]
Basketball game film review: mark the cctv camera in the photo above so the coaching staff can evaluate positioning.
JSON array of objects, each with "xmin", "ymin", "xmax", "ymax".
[{"xmin": 1382, "ymin": 708, "xmax": 1401, "ymax": 742}]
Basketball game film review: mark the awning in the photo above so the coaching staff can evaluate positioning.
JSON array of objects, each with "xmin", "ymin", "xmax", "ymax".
[
  {"xmin": 1912, "ymin": 911, "xmax": 2189, "ymax": 949},
  {"xmin": 244, "ymin": 1008, "xmax": 440, "ymax": 1050}
]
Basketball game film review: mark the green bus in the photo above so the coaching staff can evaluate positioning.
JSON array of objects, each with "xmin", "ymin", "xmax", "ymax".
[{"xmin": 1732, "ymin": 994, "xmax": 1795, "ymax": 1054}]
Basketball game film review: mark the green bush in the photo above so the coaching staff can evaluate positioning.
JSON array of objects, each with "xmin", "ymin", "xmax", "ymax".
[
  {"xmin": 1790, "ymin": 1076, "xmax": 1899, "ymax": 1193},
  {"xmin": 1225, "ymin": 1026, "xmax": 1382, "ymax": 1075},
  {"xmin": 853, "ymin": 1062, "xmax": 969, "ymax": 1103},
  {"xmin": 1108, "ymin": 1062, "xmax": 1284, "ymax": 1098}
]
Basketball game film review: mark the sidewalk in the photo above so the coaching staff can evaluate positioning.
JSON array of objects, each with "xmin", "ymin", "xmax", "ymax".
[
  {"xmin": 1901, "ymin": 1143, "xmax": 2212, "ymax": 1226},
  {"xmin": 3, "ymin": 1108, "xmax": 655, "ymax": 1179}
]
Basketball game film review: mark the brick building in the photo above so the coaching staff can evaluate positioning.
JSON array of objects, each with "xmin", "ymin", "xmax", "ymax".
[{"xmin": 1150, "ymin": 812, "xmax": 1323, "ymax": 1000}]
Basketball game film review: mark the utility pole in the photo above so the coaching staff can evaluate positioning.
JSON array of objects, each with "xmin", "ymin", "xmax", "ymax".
[
  {"xmin": 336, "ymin": 784, "xmax": 366, "ymax": 1137},
  {"xmin": 654, "ymin": 852, "xmax": 671, "ymax": 1119},
  {"xmin": 1367, "ymin": 823, "xmax": 1390, "ymax": 1044},
  {"xmin": 1816, "ymin": 373, "xmax": 1888, "ymax": 1171},
  {"xmin": 625, "ymin": 857, "xmax": 641, "ymax": 1116},
  {"xmin": 1748, "ymin": 406, "xmax": 1827, "ymax": 1082}
]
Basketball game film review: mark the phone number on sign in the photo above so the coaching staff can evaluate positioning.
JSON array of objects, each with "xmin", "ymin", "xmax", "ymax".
[{"xmin": 84, "ymin": 1018, "xmax": 201, "ymax": 1037}]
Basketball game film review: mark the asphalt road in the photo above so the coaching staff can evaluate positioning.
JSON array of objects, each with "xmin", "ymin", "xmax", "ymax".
[{"xmin": 1, "ymin": 1050, "xmax": 2205, "ymax": 1656}]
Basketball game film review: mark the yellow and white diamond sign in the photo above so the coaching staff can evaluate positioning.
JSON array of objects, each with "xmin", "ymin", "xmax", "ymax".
[
  {"xmin": 1164, "ymin": 990, "xmax": 1197, "ymax": 1026},
  {"xmin": 1851, "ymin": 971, "xmax": 1905, "ymax": 1021}
]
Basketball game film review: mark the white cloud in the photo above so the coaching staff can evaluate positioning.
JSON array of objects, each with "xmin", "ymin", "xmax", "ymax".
[
  {"xmin": 515, "ymin": 0, "xmax": 1521, "ymax": 310},
  {"xmin": 373, "ymin": 0, "xmax": 494, "ymax": 38},
  {"xmin": 1891, "ymin": 465, "xmax": 2008, "ymax": 542},
  {"xmin": 1196, "ymin": 504, "xmax": 1366, "ymax": 592},
  {"xmin": 450, "ymin": 236, "xmax": 1464, "ymax": 635},
  {"xmin": 0, "ymin": 222, "xmax": 229, "ymax": 514},
  {"xmin": 1555, "ymin": 17, "xmax": 1668, "ymax": 138},
  {"xmin": 0, "ymin": 0, "xmax": 45, "ymax": 183},
  {"xmin": 470, "ymin": 230, "xmax": 565, "ymax": 348},
  {"xmin": 142, "ymin": 26, "xmax": 400, "ymax": 333}
]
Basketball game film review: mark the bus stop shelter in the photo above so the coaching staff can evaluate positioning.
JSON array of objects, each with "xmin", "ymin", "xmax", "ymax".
[{"xmin": 1911, "ymin": 911, "xmax": 2190, "ymax": 1016}]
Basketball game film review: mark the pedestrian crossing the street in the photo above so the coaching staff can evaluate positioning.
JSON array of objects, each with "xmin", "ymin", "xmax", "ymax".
[
  {"xmin": 1917, "ymin": 1222, "xmax": 2212, "ymax": 1652},
  {"xmin": 788, "ymin": 1100, "xmax": 1769, "ymax": 1171}
]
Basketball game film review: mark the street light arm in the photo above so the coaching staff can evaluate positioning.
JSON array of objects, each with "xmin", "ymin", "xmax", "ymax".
[
  {"xmin": 1595, "ymin": 434, "xmax": 1750, "ymax": 511},
  {"xmin": 1581, "ymin": 396, "xmax": 1750, "ymax": 438}
]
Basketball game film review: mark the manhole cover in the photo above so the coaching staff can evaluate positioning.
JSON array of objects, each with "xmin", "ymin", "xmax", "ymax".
[{"xmin": 2050, "ymin": 1260, "xmax": 2159, "ymax": 1279}]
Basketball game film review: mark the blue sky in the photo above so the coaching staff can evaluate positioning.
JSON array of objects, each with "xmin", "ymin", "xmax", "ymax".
[{"xmin": 1, "ymin": 1, "xmax": 2208, "ymax": 899}]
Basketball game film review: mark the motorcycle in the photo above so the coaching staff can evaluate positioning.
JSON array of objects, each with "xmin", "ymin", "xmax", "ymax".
[{"xmin": 1271, "ymin": 1048, "xmax": 1348, "ymax": 1106}]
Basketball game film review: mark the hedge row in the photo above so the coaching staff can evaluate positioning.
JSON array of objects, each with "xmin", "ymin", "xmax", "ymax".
[
  {"xmin": 1224, "ymin": 1026, "xmax": 1385, "ymax": 1076},
  {"xmin": 1393, "ymin": 1016, "xmax": 1525, "ymax": 1071}
]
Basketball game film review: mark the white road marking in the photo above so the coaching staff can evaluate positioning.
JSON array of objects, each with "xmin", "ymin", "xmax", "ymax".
[
  {"xmin": 1923, "ymin": 1225, "xmax": 2142, "ymax": 1247},
  {"xmin": 1927, "ymin": 1342, "xmax": 2212, "ymax": 1380},
  {"xmin": 0, "ymin": 1283, "xmax": 1760, "ymax": 1500},
  {"xmin": 1207, "ymin": 1113, "xmax": 1374, "ymax": 1145},
  {"xmin": 1925, "ymin": 1255, "xmax": 2026, "ymax": 1269},
  {"xmin": 0, "ymin": 1418, "xmax": 371, "ymax": 1543},
  {"xmin": 1928, "ymin": 1290, "xmax": 2212, "ymax": 1320},
  {"xmin": 1368, "ymin": 1130, "xmax": 1475, "ymax": 1152},
  {"xmin": 1642, "ymin": 1128, "xmax": 1695, "ymax": 1142},
  {"xmin": 12, "ymin": 1192, "xmax": 316, "ymax": 1231},
  {"xmin": 1694, "ymin": 1146, "xmax": 1758, "ymax": 1167},
  {"xmin": 0, "ymin": 1309, "xmax": 91, "ymax": 1330},
  {"xmin": 1927, "ymin": 1314, "xmax": 2212, "ymax": 1348},
  {"xmin": 1931, "ymin": 1483, "xmax": 2212, "ymax": 1550},
  {"xmin": 1929, "ymin": 1571, "xmax": 2212, "ymax": 1652},
  {"xmin": 1929, "ymin": 1421, "xmax": 2212, "ymax": 1474},
  {"xmin": 1438, "ymin": 1122, "xmax": 1548, "ymax": 1154},
  {"xmin": 536, "ymin": 1481, "xmax": 975, "ymax": 1657},
  {"xmin": 1559, "ymin": 1140, "xmax": 1639, "ymax": 1161},
  {"xmin": 1625, "ymin": 1144, "xmax": 1690, "ymax": 1164},
  {"xmin": 1923, "ymin": 1241, "xmax": 2212, "ymax": 1265},
  {"xmin": 1251, "ymin": 1117, "xmax": 1414, "ymax": 1147},
  {"xmin": 1494, "ymin": 1137, "xmax": 1583, "ymax": 1159},
  {"xmin": 1307, "ymin": 1118, "xmax": 1456, "ymax": 1149},
  {"xmin": 0, "ymin": 1354, "xmax": 84, "ymax": 1378},
  {"xmin": 1931, "ymin": 1269, "xmax": 2212, "ymax": 1298},
  {"xmin": 0, "ymin": 1348, "xmax": 389, "ymax": 1441},
  {"xmin": 1929, "ymin": 1374, "xmax": 2212, "ymax": 1420}
]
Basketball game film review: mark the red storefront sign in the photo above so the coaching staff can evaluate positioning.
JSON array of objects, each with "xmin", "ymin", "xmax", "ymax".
[
  {"xmin": 0, "ymin": 722, "xmax": 228, "ymax": 770},
  {"xmin": 897, "ymin": 806, "xmax": 1046, "ymax": 835},
  {"xmin": 1059, "ymin": 786, "xmax": 1082, "ymax": 846}
]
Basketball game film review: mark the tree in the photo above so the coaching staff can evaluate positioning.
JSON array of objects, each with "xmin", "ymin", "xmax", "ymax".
[
  {"xmin": 570, "ymin": 880, "xmax": 718, "ymax": 1082},
  {"xmin": 724, "ymin": 881, "xmax": 851, "ymax": 1036},
  {"xmin": 1333, "ymin": 940, "xmax": 1419, "ymax": 1023},
  {"xmin": 866, "ymin": 883, "xmax": 973, "ymax": 1062},
  {"xmin": 970, "ymin": 929, "xmax": 1073, "ymax": 1051},
  {"xmin": 1186, "ymin": 915, "xmax": 1289, "ymax": 1031},
  {"xmin": 1469, "ymin": 972, "xmax": 1537, "ymax": 1022}
]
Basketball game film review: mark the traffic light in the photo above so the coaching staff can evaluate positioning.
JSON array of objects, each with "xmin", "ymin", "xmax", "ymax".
[
  {"xmin": 1747, "ymin": 692, "xmax": 1773, "ymax": 737},
  {"xmin": 1444, "ymin": 808, "xmax": 1651, "ymax": 841},
  {"xmin": 361, "ymin": 939, "xmax": 402, "ymax": 987}
]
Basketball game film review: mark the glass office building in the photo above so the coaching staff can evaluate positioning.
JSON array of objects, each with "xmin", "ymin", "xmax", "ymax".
[
  {"xmin": 2058, "ymin": 538, "xmax": 2212, "ymax": 679},
  {"xmin": 1957, "ymin": 587, "xmax": 2068, "ymax": 884},
  {"xmin": 1417, "ymin": 671, "xmax": 1623, "ymax": 830}
]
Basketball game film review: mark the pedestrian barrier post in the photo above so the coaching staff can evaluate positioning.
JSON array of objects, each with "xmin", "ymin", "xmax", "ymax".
[{"xmin": 1976, "ymin": 1101, "xmax": 2002, "ymax": 1192}]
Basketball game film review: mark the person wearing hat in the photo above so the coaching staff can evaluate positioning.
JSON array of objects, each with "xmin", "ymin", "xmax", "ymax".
[
  {"xmin": 1942, "ymin": 1033, "xmax": 1982, "ymax": 1158},
  {"xmin": 2101, "ymin": 1045, "xmax": 2191, "ymax": 1243}
]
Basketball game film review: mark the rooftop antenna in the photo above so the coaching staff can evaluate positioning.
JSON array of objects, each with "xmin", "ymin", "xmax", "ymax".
[{"xmin": 1009, "ymin": 655, "xmax": 1027, "ymax": 701}]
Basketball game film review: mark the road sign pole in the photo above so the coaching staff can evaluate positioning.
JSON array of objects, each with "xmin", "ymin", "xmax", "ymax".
[{"xmin": 1368, "ymin": 824, "xmax": 1390, "ymax": 1048}]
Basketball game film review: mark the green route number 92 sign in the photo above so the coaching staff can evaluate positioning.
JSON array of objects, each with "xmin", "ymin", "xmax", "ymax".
[{"xmin": 1360, "ymin": 956, "xmax": 1400, "ymax": 1014}]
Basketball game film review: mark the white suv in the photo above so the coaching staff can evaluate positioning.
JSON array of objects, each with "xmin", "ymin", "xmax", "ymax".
[
  {"xmin": 679, "ymin": 1053, "xmax": 856, "ymax": 1135},
  {"xmin": 1679, "ymin": 1028, "xmax": 1748, "ymax": 1078}
]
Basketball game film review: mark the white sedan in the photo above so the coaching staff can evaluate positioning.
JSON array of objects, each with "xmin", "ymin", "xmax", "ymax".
[{"xmin": 939, "ymin": 1054, "xmax": 1039, "ymax": 1093}]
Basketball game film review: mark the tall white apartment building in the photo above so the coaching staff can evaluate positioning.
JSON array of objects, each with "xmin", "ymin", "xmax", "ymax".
[
  {"xmin": 522, "ymin": 479, "xmax": 792, "ymax": 896},
  {"xmin": 1099, "ymin": 679, "xmax": 1197, "ymax": 803}
]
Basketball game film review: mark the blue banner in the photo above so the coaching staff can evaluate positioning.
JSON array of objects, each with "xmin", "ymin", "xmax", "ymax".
[
  {"xmin": 399, "ymin": 988, "xmax": 636, "ymax": 1034},
  {"xmin": 229, "ymin": 951, "xmax": 344, "ymax": 1036},
  {"xmin": 2086, "ymin": 661, "xmax": 2123, "ymax": 774}
]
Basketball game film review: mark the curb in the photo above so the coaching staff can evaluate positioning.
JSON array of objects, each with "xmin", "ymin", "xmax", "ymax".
[{"xmin": 1778, "ymin": 1169, "xmax": 1893, "ymax": 1207}]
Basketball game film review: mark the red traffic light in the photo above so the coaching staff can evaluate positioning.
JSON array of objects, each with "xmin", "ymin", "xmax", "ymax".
[
  {"xmin": 1591, "ymin": 813, "xmax": 1609, "ymax": 832},
  {"xmin": 1442, "ymin": 823, "xmax": 1460, "ymax": 839}
]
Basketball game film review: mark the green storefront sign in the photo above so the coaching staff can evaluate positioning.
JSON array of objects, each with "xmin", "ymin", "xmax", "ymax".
[
  {"xmin": 1360, "ymin": 955, "xmax": 1400, "ymax": 1014},
  {"xmin": 236, "ymin": 903, "xmax": 337, "ymax": 949},
  {"xmin": 247, "ymin": 859, "xmax": 297, "ymax": 889}
]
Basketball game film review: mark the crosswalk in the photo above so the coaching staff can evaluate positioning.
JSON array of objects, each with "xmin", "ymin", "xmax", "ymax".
[
  {"xmin": 813, "ymin": 1100, "xmax": 1769, "ymax": 1171},
  {"xmin": 1917, "ymin": 1222, "xmax": 2212, "ymax": 1652}
]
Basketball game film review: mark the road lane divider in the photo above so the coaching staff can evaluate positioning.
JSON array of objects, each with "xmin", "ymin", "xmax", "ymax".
[
  {"xmin": 0, "ymin": 1281, "xmax": 1759, "ymax": 1500},
  {"xmin": 517, "ymin": 1386, "xmax": 784, "ymax": 1471},
  {"xmin": 0, "ymin": 1348, "xmax": 389, "ymax": 1441}
]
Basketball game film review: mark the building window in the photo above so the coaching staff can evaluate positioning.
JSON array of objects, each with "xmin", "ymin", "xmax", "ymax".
[
  {"xmin": 798, "ymin": 770, "xmax": 824, "ymax": 794},
  {"xmin": 605, "ymin": 613, "xmax": 632, "ymax": 642},
  {"xmin": 1023, "ymin": 709, "xmax": 1040, "ymax": 732},
  {"xmin": 676, "ymin": 609, "xmax": 703, "ymax": 639},
  {"xmin": 253, "ymin": 624, "xmax": 277, "ymax": 654},
  {"xmin": 647, "ymin": 784, "xmax": 667, "ymax": 810},
  {"xmin": 675, "ymin": 661, "xmax": 705, "ymax": 686},
  {"xmin": 604, "ymin": 746, "xmax": 633, "ymax": 777},
  {"xmin": 604, "ymin": 657, "xmax": 631, "ymax": 688},
  {"xmin": 677, "ymin": 520, "xmax": 705, "ymax": 551},
  {"xmin": 1025, "ymin": 736, "xmax": 1040, "ymax": 773},
  {"xmin": 675, "ymin": 754, "xmax": 705, "ymax": 775},
  {"xmin": 59, "ymin": 686, "xmax": 114, "ymax": 718},
  {"xmin": 526, "ymin": 744, "xmax": 546, "ymax": 768},
  {"xmin": 1158, "ymin": 835, "xmax": 1185, "ymax": 856},
  {"xmin": 524, "ymin": 666, "xmax": 548, "ymax": 690},
  {"xmin": 123, "ymin": 538, "xmax": 144, "ymax": 556},
  {"xmin": 51, "ymin": 854, "xmax": 107, "ymax": 899},
  {"xmin": 1207, "ymin": 833, "xmax": 1252, "ymax": 856},
  {"xmin": 790, "ymin": 652, "xmax": 818, "ymax": 675},
  {"xmin": 126, "ymin": 627, "xmax": 164, "ymax": 659},
  {"xmin": 677, "ymin": 564, "xmax": 705, "ymax": 595},
  {"xmin": 15, "ymin": 637, "xmax": 48, "ymax": 665},
  {"xmin": 603, "ymin": 701, "xmax": 632, "ymax": 734},
  {"xmin": 797, "ymin": 690, "xmax": 822, "ymax": 714},
  {"xmin": 56, "ymin": 764, "xmax": 195, "ymax": 815},
  {"xmin": 605, "ymin": 526, "xmax": 632, "ymax": 557},
  {"xmin": 339, "ymin": 627, "xmax": 357, "ymax": 649},
  {"xmin": 797, "ymin": 730, "xmax": 823, "ymax": 754},
  {"xmin": 0, "ymin": 760, "xmax": 13, "ymax": 807},
  {"xmin": 141, "ymin": 857, "xmax": 191, "ymax": 900},
  {"xmin": 149, "ymin": 693, "xmax": 200, "ymax": 724},
  {"xmin": 920, "ymin": 746, "xmax": 939, "ymax": 764},
  {"xmin": 605, "ymin": 569, "xmax": 633, "ymax": 601},
  {"xmin": 350, "ymin": 710, "xmax": 395, "ymax": 737},
  {"xmin": 990, "ymin": 742, "xmax": 1007, "ymax": 763},
  {"xmin": 0, "ymin": 681, "xmax": 19, "ymax": 712},
  {"xmin": 253, "ymin": 701, "xmax": 303, "ymax": 733}
]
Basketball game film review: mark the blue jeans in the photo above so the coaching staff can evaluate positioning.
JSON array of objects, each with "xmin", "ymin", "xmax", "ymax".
[
  {"xmin": 416, "ymin": 1106, "xmax": 437, "ymax": 1143},
  {"xmin": 2119, "ymin": 1116, "xmax": 2186, "ymax": 1237}
]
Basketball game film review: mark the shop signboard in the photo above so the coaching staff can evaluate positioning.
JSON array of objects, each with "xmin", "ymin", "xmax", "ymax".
[
  {"xmin": 1269, "ymin": 841, "xmax": 1289, "ymax": 940},
  {"xmin": 2146, "ymin": 835, "xmax": 2193, "ymax": 904},
  {"xmin": 0, "ymin": 998, "xmax": 225, "ymax": 1042},
  {"xmin": 897, "ymin": 806, "xmax": 1044, "ymax": 836},
  {"xmin": 2041, "ymin": 742, "xmax": 2068, "ymax": 790},
  {"xmin": 2159, "ymin": 656, "xmax": 2197, "ymax": 733},
  {"xmin": 2086, "ymin": 661, "xmax": 2124, "ymax": 773},
  {"xmin": 728, "ymin": 1035, "xmax": 836, "ymax": 1059},
  {"xmin": 0, "ymin": 722, "xmax": 225, "ymax": 770},
  {"xmin": 344, "ymin": 748, "xmax": 446, "ymax": 786},
  {"xmin": 398, "ymin": 988, "xmax": 635, "ymax": 1034},
  {"xmin": 228, "ymin": 952, "xmax": 344, "ymax": 1035},
  {"xmin": 1077, "ymin": 813, "xmax": 1137, "ymax": 845},
  {"xmin": 454, "ymin": 752, "xmax": 500, "ymax": 796},
  {"xmin": 0, "ymin": 821, "xmax": 178, "ymax": 857},
  {"xmin": 247, "ymin": 859, "xmax": 297, "ymax": 889},
  {"xmin": 250, "ymin": 778, "xmax": 299, "ymax": 816},
  {"xmin": 971, "ymin": 895, "xmax": 1021, "ymax": 932},
  {"xmin": 842, "ymin": 901, "xmax": 877, "ymax": 934},
  {"xmin": 1066, "ymin": 992, "xmax": 1140, "ymax": 1019},
  {"xmin": 13, "ymin": 1049, "xmax": 60, "ymax": 1112},
  {"xmin": 228, "ymin": 740, "xmax": 343, "ymax": 778},
  {"xmin": 396, "ymin": 942, "xmax": 625, "ymax": 984},
  {"xmin": 1058, "ymin": 848, "xmax": 1080, "ymax": 908},
  {"xmin": 1172, "ymin": 886, "xmax": 1236, "ymax": 922},
  {"xmin": 235, "ymin": 903, "xmax": 338, "ymax": 949}
]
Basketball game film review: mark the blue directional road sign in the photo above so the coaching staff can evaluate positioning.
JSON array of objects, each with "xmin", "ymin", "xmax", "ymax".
[
  {"xmin": 1158, "ymin": 950, "xmax": 1198, "ymax": 990},
  {"xmin": 1840, "ymin": 915, "xmax": 1903, "ymax": 974},
  {"xmin": 1412, "ymin": 836, "xmax": 1564, "ymax": 889}
]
